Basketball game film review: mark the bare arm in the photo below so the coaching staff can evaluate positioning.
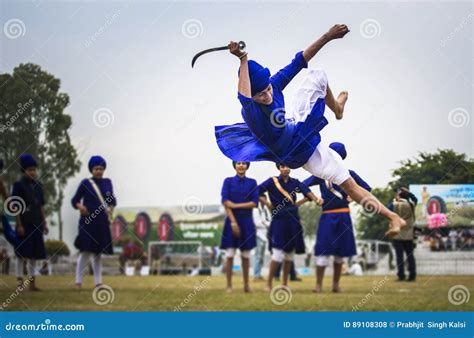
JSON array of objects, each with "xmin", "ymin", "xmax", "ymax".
[
  {"xmin": 296, "ymin": 197, "xmax": 309, "ymax": 207},
  {"xmin": 229, "ymin": 41, "xmax": 251, "ymax": 98},
  {"xmin": 259, "ymin": 195, "xmax": 273, "ymax": 210},
  {"xmin": 302, "ymin": 24, "xmax": 350, "ymax": 63},
  {"xmin": 224, "ymin": 206, "xmax": 241, "ymax": 237},
  {"xmin": 227, "ymin": 201, "xmax": 257, "ymax": 209},
  {"xmin": 306, "ymin": 192, "xmax": 324, "ymax": 207}
]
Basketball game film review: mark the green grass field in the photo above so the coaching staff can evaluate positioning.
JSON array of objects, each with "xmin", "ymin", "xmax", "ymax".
[{"xmin": 0, "ymin": 275, "xmax": 472, "ymax": 311}]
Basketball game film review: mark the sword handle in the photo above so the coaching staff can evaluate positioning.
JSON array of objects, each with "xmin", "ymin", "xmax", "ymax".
[{"xmin": 238, "ymin": 41, "xmax": 246, "ymax": 51}]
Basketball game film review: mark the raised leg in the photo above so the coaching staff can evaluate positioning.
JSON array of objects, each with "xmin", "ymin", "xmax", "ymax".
[
  {"xmin": 339, "ymin": 177, "xmax": 406, "ymax": 236},
  {"xmin": 326, "ymin": 85, "xmax": 348, "ymax": 120}
]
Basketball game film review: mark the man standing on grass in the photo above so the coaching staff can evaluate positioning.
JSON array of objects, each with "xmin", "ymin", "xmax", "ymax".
[
  {"xmin": 220, "ymin": 161, "xmax": 259, "ymax": 293},
  {"xmin": 259, "ymin": 163, "xmax": 323, "ymax": 291}
]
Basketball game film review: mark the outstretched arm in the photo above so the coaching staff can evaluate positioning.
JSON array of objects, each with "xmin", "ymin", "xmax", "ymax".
[
  {"xmin": 229, "ymin": 41, "xmax": 251, "ymax": 98},
  {"xmin": 302, "ymin": 24, "xmax": 350, "ymax": 63}
]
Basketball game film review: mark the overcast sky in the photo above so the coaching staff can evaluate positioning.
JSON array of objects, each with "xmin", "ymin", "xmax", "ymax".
[{"xmin": 1, "ymin": 1, "xmax": 472, "ymax": 243}]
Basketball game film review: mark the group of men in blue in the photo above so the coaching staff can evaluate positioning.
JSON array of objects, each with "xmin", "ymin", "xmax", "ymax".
[
  {"xmin": 220, "ymin": 142, "xmax": 371, "ymax": 293},
  {"xmin": 0, "ymin": 153, "xmax": 116, "ymax": 291}
]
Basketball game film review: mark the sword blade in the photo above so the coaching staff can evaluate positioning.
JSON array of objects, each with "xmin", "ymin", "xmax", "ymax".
[
  {"xmin": 191, "ymin": 41, "xmax": 246, "ymax": 68},
  {"xmin": 191, "ymin": 46, "xmax": 229, "ymax": 68}
]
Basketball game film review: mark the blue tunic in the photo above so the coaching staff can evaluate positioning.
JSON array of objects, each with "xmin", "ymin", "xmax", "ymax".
[
  {"xmin": 11, "ymin": 177, "xmax": 46, "ymax": 259},
  {"xmin": 220, "ymin": 175, "xmax": 259, "ymax": 250},
  {"xmin": 259, "ymin": 176, "xmax": 312, "ymax": 253},
  {"xmin": 303, "ymin": 170, "xmax": 371, "ymax": 257},
  {"xmin": 71, "ymin": 178, "xmax": 116, "ymax": 255},
  {"xmin": 215, "ymin": 52, "xmax": 329, "ymax": 169}
]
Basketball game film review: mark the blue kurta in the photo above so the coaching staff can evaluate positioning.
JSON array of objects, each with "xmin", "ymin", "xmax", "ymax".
[
  {"xmin": 71, "ymin": 178, "xmax": 116, "ymax": 255},
  {"xmin": 303, "ymin": 170, "xmax": 371, "ymax": 257},
  {"xmin": 11, "ymin": 177, "xmax": 46, "ymax": 259},
  {"xmin": 259, "ymin": 176, "xmax": 312, "ymax": 253},
  {"xmin": 215, "ymin": 52, "xmax": 329, "ymax": 169},
  {"xmin": 220, "ymin": 175, "xmax": 259, "ymax": 250}
]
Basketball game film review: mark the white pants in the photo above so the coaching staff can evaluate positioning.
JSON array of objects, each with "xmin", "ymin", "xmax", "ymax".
[
  {"xmin": 76, "ymin": 252, "xmax": 102, "ymax": 286},
  {"xmin": 271, "ymin": 249, "xmax": 294, "ymax": 263},
  {"xmin": 316, "ymin": 255, "xmax": 344, "ymax": 267},
  {"xmin": 303, "ymin": 143, "xmax": 350, "ymax": 185},
  {"xmin": 292, "ymin": 69, "xmax": 350, "ymax": 186},
  {"xmin": 225, "ymin": 248, "xmax": 250, "ymax": 259},
  {"xmin": 16, "ymin": 258, "xmax": 36, "ymax": 278}
]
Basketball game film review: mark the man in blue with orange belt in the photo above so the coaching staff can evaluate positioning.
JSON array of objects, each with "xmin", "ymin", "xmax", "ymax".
[{"xmin": 303, "ymin": 142, "xmax": 371, "ymax": 293}]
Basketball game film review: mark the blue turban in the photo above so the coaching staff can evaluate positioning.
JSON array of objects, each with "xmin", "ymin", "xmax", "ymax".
[
  {"xmin": 232, "ymin": 161, "xmax": 250, "ymax": 169},
  {"xmin": 19, "ymin": 154, "xmax": 37, "ymax": 172},
  {"xmin": 329, "ymin": 142, "xmax": 347, "ymax": 160},
  {"xmin": 239, "ymin": 60, "xmax": 271, "ymax": 96},
  {"xmin": 88, "ymin": 155, "xmax": 107, "ymax": 173}
]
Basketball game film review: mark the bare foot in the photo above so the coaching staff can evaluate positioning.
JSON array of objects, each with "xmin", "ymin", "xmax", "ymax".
[
  {"xmin": 75, "ymin": 283, "xmax": 82, "ymax": 290},
  {"xmin": 335, "ymin": 91, "xmax": 348, "ymax": 120},
  {"xmin": 332, "ymin": 285, "xmax": 342, "ymax": 293},
  {"xmin": 312, "ymin": 284, "xmax": 322, "ymax": 293},
  {"xmin": 385, "ymin": 217, "xmax": 407, "ymax": 237},
  {"xmin": 244, "ymin": 285, "xmax": 252, "ymax": 293},
  {"xmin": 264, "ymin": 285, "xmax": 272, "ymax": 292},
  {"xmin": 226, "ymin": 287, "xmax": 233, "ymax": 293}
]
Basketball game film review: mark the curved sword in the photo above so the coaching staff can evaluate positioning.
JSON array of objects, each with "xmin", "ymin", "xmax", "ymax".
[{"xmin": 191, "ymin": 41, "xmax": 246, "ymax": 68}]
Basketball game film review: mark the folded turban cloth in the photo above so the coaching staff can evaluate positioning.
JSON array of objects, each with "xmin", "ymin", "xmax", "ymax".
[
  {"xmin": 239, "ymin": 60, "xmax": 271, "ymax": 96},
  {"xmin": 329, "ymin": 142, "xmax": 347, "ymax": 160},
  {"xmin": 232, "ymin": 161, "xmax": 250, "ymax": 169},
  {"xmin": 19, "ymin": 154, "xmax": 37, "ymax": 172},
  {"xmin": 88, "ymin": 155, "xmax": 107, "ymax": 173}
]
